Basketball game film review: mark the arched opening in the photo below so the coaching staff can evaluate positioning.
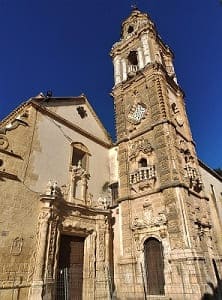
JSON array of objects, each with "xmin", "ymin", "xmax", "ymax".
[
  {"xmin": 138, "ymin": 158, "xmax": 148, "ymax": 168},
  {"xmin": 128, "ymin": 51, "xmax": 138, "ymax": 66},
  {"xmin": 127, "ymin": 51, "xmax": 139, "ymax": 76},
  {"xmin": 144, "ymin": 238, "xmax": 165, "ymax": 295},
  {"xmin": 128, "ymin": 25, "xmax": 134, "ymax": 34}
]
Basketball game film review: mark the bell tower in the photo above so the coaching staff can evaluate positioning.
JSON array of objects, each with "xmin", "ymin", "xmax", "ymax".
[{"xmin": 110, "ymin": 8, "xmax": 218, "ymax": 299}]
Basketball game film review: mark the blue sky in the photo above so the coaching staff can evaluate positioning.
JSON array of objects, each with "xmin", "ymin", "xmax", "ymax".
[{"xmin": 0, "ymin": 0, "xmax": 221, "ymax": 169}]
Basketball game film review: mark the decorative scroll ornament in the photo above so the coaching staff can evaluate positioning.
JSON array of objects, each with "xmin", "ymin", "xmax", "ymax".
[
  {"xmin": 0, "ymin": 112, "xmax": 29, "ymax": 135},
  {"xmin": 132, "ymin": 204, "xmax": 167, "ymax": 230},
  {"xmin": 0, "ymin": 135, "xmax": 9, "ymax": 149},
  {"xmin": 129, "ymin": 138, "xmax": 153, "ymax": 160}
]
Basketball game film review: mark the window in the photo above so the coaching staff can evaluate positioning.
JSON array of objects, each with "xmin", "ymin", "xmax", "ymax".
[
  {"xmin": 128, "ymin": 51, "xmax": 138, "ymax": 66},
  {"xmin": 110, "ymin": 182, "xmax": 119, "ymax": 205},
  {"xmin": 71, "ymin": 143, "xmax": 89, "ymax": 170},
  {"xmin": 138, "ymin": 158, "xmax": 148, "ymax": 168}
]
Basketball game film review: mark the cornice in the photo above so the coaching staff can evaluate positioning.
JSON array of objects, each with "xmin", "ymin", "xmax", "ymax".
[
  {"xmin": 116, "ymin": 119, "xmax": 195, "ymax": 146},
  {"xmin": 56, "ymin": 199, "xmax": 111, "ymax": 217},
  {"xmin": 112, "ymin": 62, "xmax": 183, "ymax": 96},
  {"xmin": 116, "ymin": 182, "xmax": 208, "ymax": 204}
]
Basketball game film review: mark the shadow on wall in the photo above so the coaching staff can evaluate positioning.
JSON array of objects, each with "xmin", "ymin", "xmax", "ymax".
[
  {"xmin": 202, "ymin": 259, "xmax": 222, "ymax": 300},
  {"xmin": 201, "ymin": 281, "xmax": 222, "ymax": 300}
]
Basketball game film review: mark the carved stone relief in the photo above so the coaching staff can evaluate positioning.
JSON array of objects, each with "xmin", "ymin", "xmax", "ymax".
[
  {"xmin": 46, "ymin": 216, "xmax": 59, "ymax": 279},
  {"xmin": 127, "ymin": 102, "xmax": 147, "ymax": 125},
  {"xmin": 194, "ymin": 221, "xmax": 213, "ymax": 252},
  {"xmin": 0, "ymin": 112, "xmax": 29, "ymax": 135},
  {"xmin": 129, "ymin": 138, "xmax": 153, "ymax": 160},
  {"xmin": 171, "ymin": 102, "xmax": 184, "ymax": 126},
  {"xmin": 97, "ymin": 231, "xmax": 105, "ymax": 261},
  {"xmin": 45, "ymin": 180, "xmax": 61, "ymax": 196},
  {"xmin": 178, "ymin": 139, "xmax": 203, "ymax": 192},
  {"xmin": 131, "ymin": 204, "xmax": 167, "ymax": 231},
  {"xmin": 126, "ymin": 90, "xmax": 148, "ymax": 131},
  {"xmin": 10, "ymin": 237, "xmax": 23, "ymax": 256},
  {"xmin": 0, "ymin": 135, "xmax": 9, "ymax": 149},
  {"xmin": 70, "ymin": 164, "xmax": 90, "ymax": 202}
]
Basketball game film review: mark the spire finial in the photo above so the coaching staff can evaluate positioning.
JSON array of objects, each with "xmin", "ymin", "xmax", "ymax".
[{"xmin": 131, "ymin": 3, "xmax": 138, "ymax": 11}]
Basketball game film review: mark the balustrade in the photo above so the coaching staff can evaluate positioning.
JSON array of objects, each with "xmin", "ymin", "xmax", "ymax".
[
  {"xmin": 128, "ymin": 64, "xmax": 138, "ymax": 74},
  {"xmin": 129, "ymin": 166, "xmax": 156, "ymax": 184}
]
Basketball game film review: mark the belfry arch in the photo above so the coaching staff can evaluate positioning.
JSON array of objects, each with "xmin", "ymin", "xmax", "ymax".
[{"xmin": 144, "ymin": 237, "xmax": 165, "ymax": 295}]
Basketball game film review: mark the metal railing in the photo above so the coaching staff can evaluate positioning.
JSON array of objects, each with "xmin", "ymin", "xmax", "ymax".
[{"xmin": 55, "ymin": 268, "xmax": 83, "ymax": 300}]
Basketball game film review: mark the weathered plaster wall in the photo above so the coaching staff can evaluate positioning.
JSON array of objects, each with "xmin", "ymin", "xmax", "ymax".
[
  {"xmin": 25, "ymin": 109, "xmax": 111, "ymax": 202},
  {"xmin": 200, "ymin": 165, "xmax": 222, "ymax": 253},
  {"xmin": 44, "ymin": 100, "xmax": 110, "ymax": 143}
]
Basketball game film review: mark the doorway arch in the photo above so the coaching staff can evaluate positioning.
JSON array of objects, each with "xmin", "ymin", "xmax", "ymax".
[{"xmin": 144, "ymin": 237, "xmax": 165, "ymax": 295}]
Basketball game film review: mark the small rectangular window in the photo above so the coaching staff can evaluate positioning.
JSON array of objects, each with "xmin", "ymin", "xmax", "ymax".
[{"xmin": 110, "ymin": 182, "xmax": 119, "ymax": 205}]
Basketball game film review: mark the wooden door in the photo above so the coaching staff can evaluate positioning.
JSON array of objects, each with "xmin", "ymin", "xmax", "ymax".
[
  {"xmin": 144, "ymin": 238, "xmax": 165, "ymax": 295},
  {"xmin": 57, "ymin": 235, "xmax": 85, "ymax": 300}
]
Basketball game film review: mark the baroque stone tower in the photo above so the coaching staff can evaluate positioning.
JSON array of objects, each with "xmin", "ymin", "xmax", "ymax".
[{"xmin": 110, "ymin": 8, "xmax": 220, "ymax": 299}]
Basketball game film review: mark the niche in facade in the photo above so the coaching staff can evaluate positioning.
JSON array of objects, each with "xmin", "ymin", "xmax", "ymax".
[
  {"xmin": 70, "ymin": 143, "xmax": 90, "ymax": 203},
  {"xmin": 128, "ymin": 51, "xmax": 138, "ymax": 76}
]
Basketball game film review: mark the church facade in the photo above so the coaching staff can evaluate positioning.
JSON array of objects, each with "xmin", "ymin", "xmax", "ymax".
[{"xmin": 0, "ymin": 8, "xmax": 222, "ymax": 300}]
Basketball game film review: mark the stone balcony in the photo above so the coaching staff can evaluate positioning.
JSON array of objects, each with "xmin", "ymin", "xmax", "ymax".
[{"xmin": 129, "ymin": 166, "xmax": 156, "ymax": 185}]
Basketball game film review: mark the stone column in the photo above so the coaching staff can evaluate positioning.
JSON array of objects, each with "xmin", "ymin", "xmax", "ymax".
[
  {"xmin": 141, "ymin": 32, "xmax": 151, "ymax": 65},
  {"xmin": 121, "ymin": 58, "xmax": 127, "ymax": 81},
  {"xmin": 44, "ymin": 213, "xmax": 59, "ymax": 300},
  {"xmin": 137, "ymin": 47, "xmax": 144, "ymax": 69},
  {"xmin": 29, "ymin": 197, "xmax": 53, "ymax": 300},
  {"xmin": 82, "ymin": 175, "xmax": 88, "ymax": 204},
  {"xmin": 113, "ymin": 55, "xmax": 121, "ymax": 85}
]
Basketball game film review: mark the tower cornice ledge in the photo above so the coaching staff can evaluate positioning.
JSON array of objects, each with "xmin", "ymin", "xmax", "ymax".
[
  {"xmin": 115, "ymin": 119, "xmax": 195, "ymax": 147},
  {"xmin": 116, "ymin": 182, "xmax": 209, "ymax": 204},
  {"xmin": 111, "ymin": 62, "xmax": 185, "ymax": 98}
]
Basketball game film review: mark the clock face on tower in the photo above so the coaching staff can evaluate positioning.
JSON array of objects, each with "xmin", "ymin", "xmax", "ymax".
[{"xmin": 128, "ymin": 103, "xmax": 147, "ymax": 124}]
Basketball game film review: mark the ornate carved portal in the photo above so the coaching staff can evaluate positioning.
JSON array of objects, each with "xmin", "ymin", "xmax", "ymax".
[{"xmin": 29, "ymin": 190, "xmax": 110, "ymax": 300}]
